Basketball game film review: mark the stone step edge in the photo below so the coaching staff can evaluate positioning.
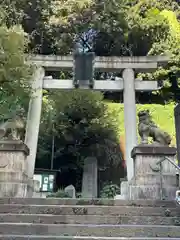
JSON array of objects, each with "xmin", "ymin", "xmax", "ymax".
[
  {"xmin": 0, "ymin": 213, "xmax": 178, "ymax": 221},
  {"xmin": 0, "ymin": 214, "xmax": 178, "ymax": 225},
  {"xmin": 0, "ymin": 213, "xmax": 177, "ymax": 218},
  {"xmin": 0, "ymin": 204, "xmax": 176, "ymax": 208},
  {"xmin": 0, "ymin": 198, "xmax": 178, "ymax": 207},
  {"xmin": 0, "ymin": 223, "xmax": 179, "ymax": 228},
  {"xmin": 0, "ymin": 235, "xmax": 180, "ymax": 240}
]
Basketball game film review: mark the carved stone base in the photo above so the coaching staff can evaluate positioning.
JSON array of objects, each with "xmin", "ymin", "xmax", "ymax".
[
  {"xmin": 128, "ymin": 145, "xmax": 177, "ymax": 200},
  {"xmin": 129, "ymin": 184, "xmax": 177, "ymax": 200},
  {"xmin": 0, "ymin": 182, "xmax": 28, "ymax": 197},
  {"xmin": 0, "ymin": 141, "xmax": 30, "ymax": 197}
]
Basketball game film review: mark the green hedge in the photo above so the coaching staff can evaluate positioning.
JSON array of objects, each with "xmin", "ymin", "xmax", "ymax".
[{"xmin": 107, "ymin": 102, "xmax": 176, "ymax": 145}]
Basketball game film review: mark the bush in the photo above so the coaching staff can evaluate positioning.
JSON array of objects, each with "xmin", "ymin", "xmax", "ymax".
[
  {"xmin": 100, "ymin": 183, "xmax": 120, "ymax": 198},
  {"xmin": 46, "ymin": 189, "xmax": 71, "ymax": 198}
]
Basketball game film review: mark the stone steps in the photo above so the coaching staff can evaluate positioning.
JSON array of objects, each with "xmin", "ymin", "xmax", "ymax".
[
  {"xmin": 0, "ymin": 236, "xmax": 180, "ymax": 240},
  {"xmin": 0, "ymin": 198, "xmax": 177, "ymax": 207},
  {"xmin": 0, "ymin": 214, "xmax": 177, "ymax": 225},
  {"xmin": 0, "ymin": 198, "xmax": 180, "ymax": 239},
  {"xmin": 0, "ymin": 204, "xmax": 179, "ymax": 216},
  {"xmin": 0, "ymin": 223, "xmax": 180, "ymax": 237}
]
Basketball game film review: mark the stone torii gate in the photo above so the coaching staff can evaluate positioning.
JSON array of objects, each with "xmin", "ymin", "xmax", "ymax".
[{"xmin": 25, "ymin": 55, "xmax": 168, "ymax": 182}]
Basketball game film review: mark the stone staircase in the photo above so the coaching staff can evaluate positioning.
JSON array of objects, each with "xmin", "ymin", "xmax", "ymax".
[{"xmin": 0, "ymin": 198, "xmax": 180, "ymax": 239}]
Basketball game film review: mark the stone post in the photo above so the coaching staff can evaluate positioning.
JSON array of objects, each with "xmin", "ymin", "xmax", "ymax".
[
  {"xmin": 82, "ymin": 157, "xmax": 97, "ymax": 198},
  {"xmin": 0, "ymin": 141, "xmax": 29, "ymax": 197},
  {"xmin": 123, "ymin": 68, "xmax": 137, "ymax": 181},
  {"xmin": 25, "ymin": 67, "xmax": 45, "ymax": 180},
  {"xmin": 129, "ymin": 145, "xmax": 177, "ymax": 200}
]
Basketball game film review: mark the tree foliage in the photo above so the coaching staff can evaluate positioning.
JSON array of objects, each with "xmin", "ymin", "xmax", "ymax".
[
  {"xmin": 1, "ymin": 0, "xmax": 180, "ymax": 185},
  {"xmin": 36, "ymin": 90, "xmax": 122, "ymax": 170},
  {"xmin": 0, "ymin": 24, "xmax": 32, "ymax": 118}
]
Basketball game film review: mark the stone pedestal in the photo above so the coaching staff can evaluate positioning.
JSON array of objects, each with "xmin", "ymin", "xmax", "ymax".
[
  {"xmin": 128, "ymin": 145, "xmax": 177, "ymax": 200},
  {"xmin": 0, "ymin": 141, "xmax": 30, "ymax": 197},
  {"xmin": 82, "ymin": 157, "xmax": 97, "ymax": 198}
]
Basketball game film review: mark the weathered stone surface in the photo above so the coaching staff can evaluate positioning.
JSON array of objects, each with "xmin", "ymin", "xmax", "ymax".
[
  {"xmin": 65, "ymin": 185, "xmax": 76, "ymax": 198},
  {"xmin": 82, "ymin": 157, "xmax": 97, "ymax": 198},
  {"xmin": 29, "ymin": 55, "xmax": 169, "ymax": 71},
  {"xmin": 0, "ymin": 204, "xmax": 179, "ymax": 216},
  {"xmin": 137, "ymin": 110, "xmax": 172, "ymax": 146},
  {"xmin": 0, "ymin": 172, "xmax": 27, "ymax": 182},
  {"xmin": 132, "ymin": 146, "xmax": 176, "ymax": 178},
  {"xmin": 27, "ymin": 179, "xmax": 41, "ymax": 198},
  {"xmin": 0, "ymin": 141, "xmax": 29, "ymax": 155},
  {"xmin": 0, "ymin": 196, "xmax": 179, "ymax": 239},
  {"xmin": 0, "ymin": 141, "xmax": 30, "ymax": 197},
  {"xmin": 0, "ymin": 151, "xmax": 26, "ymax": 172},
  {"xmin": 0, "ymin": 198, "xmax": 177, "ymax": 207},
  {"xmin": 0, "ymin": 213, "xmax": 177, "ymax": 225},
  {"xmin": 0, "ymin": 183, "xmax": 28, "ymax": 198},
  {"xmin": 118, "ymin": 181, "xmax": 130, "ymax": 199},
  {"xmin": 131, "ymin": 145, "xmax": 176, "ymax": 157},
  {"xmin": 25, "ymin": 67, "xmax": 45, "ymax": 180},
  {"xmin": 0, "ymin": 236, "xmax": 179, "ymax": 240},
  {"xmin": 0, "ymin": 223, "xmax": 180, "ymax": 237},
  {"xmin": 32, "ymin": 179, "xmax": 40, "ymax": 192},
  {"xmin": 129, "ymin": 185, "xmax": 177, "ymax": 201},
  {"xmin": 123, "ymin": 68, "xmax": 137, "ymax": 181},
  {"xmin": 129, "ymin": 145, "xmax": 177, "ymax": 200},
  {"xmin": 0, "ymin": 141, "xmax": 29, "ymax": 172}
]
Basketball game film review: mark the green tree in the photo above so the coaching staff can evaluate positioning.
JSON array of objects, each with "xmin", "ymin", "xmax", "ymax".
[
  {"xmin": 0, "ymin": 0, "xmax": 26, "ymax": 26},
  {"xmin": 36, "ymin": 90, "xmax": 122, "ymax": 170},
  {"xmin": 0, "ymin": 24, "xmax": 32, "ymax": 118}
]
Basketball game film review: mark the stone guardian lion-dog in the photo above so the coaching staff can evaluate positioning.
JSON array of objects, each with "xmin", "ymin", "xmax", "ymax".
[{"xmin": 138, "ymin": 110, "xmax": 171, "ymax": 146}]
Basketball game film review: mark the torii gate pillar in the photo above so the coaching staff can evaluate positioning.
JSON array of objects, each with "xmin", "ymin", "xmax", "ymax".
[
  {"xmin": 123, "ymin": 68, "xmax": 137, "ymax": 181},
  {"xmin": 25, "ymin": 67, "xmax": 45, "ymax": 180}
]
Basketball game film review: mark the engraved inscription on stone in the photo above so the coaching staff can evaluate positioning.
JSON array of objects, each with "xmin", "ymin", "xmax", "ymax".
[{"xmin": 82, "ymin": 157, "xmax": 97, "ymax": 198}]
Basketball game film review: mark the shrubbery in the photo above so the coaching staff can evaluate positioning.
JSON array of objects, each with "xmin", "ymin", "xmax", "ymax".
[
  {"xmin": 100, "ymin": 183, "xmax": 120, "ymax": 198},
  {"xmin": 46, "ymin": 189, "xmax": 71, "ymax": 198}
]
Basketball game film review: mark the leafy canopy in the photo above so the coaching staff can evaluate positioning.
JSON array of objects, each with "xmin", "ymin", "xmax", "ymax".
[{"xmin": 0, "ymin": 24, "xmax": 32, "ymax": 118}]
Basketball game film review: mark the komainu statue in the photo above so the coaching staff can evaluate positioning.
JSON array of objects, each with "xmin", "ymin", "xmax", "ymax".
[
  {"xmin": 138, "ymin": 110, "xmax": 171, "ymax": 146},
  {"xmin": 0, "ymin": 110, "xmax": 25, "ymax": 141}
]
